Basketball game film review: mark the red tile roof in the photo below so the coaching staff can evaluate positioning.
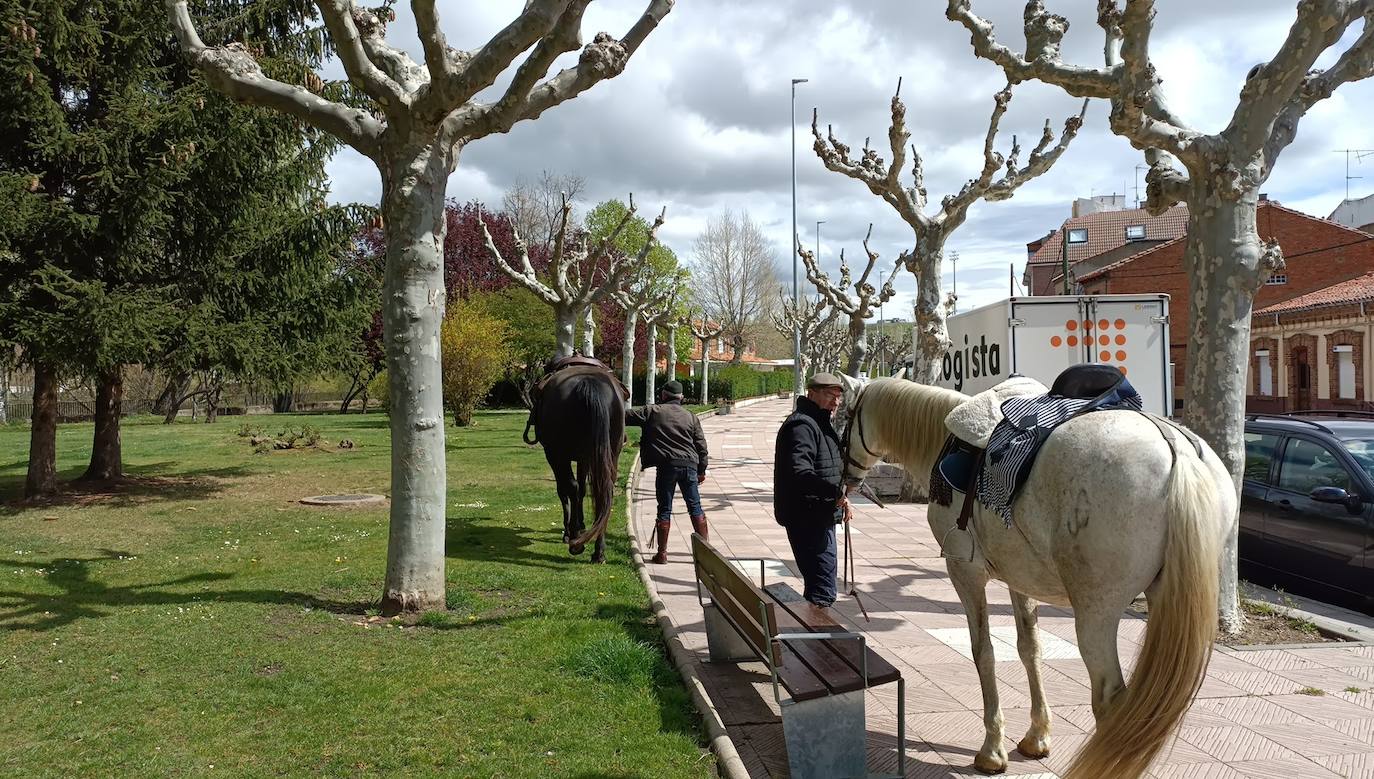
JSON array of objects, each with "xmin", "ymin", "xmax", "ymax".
[
  {"xmin": 1074, "ymin": 235, "xmax": 1186, "ymax": 283},
  {"xmin": 1028, "ymin": 204, "xmax": 1189, "ymax": 266},
  {"xmin": 1254, "ymin": 271, "xmax": 1374, "ymax": 315}
]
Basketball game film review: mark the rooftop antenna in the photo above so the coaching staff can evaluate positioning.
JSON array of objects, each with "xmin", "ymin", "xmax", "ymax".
[
  {"xmin": 1134, "ymin": 164, "xmax": 1147, "ymax": 208},
  {"xmin": 1334, "ymin": 149, "xmax": 1374, "ymax": 201}
]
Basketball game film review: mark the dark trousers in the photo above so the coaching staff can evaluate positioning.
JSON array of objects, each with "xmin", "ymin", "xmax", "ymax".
[
  {"xmin": 785, "ymin": 521, "xmax": 838, "ymax": 607},
  {"xmin": 655, "ymin": 465, "xmax": 703, "ymax": 523}
]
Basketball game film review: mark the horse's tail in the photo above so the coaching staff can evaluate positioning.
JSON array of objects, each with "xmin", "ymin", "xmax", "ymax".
[
  {"xmin": 571, "ymin": 378, "xmax": 622, "ymax": 549},
  {"xmin": 1065, "ymin": 437, "xmax": 1223, "ymax": 779}
]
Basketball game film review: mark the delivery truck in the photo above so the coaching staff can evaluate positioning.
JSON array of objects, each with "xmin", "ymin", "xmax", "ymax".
[{"xmin": 924, "ymin": 294, "xmax": 1173, "ymax": 417}]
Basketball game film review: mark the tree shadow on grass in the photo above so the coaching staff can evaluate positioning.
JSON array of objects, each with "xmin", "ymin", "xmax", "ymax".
[
  {"xmin": 0, "ymin": 465, "xmax": 253, "ymax": 517},
  {"xmin": 594, "ymin": 602, "xmax": 704, "ymax": 741},
  {"xmin": 0, "ymin": 549, "xmax": 373, "ymax": 632}
]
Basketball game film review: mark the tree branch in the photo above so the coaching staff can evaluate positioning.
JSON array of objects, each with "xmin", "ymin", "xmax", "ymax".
[
  {"xmin": 946, "ymin": 0, "xmax": 1116, "ymax": 96},
  {"xmin": 480, "ymin": 219, "xmax": 560, "ymax": 305},
  {"xmin": 450, "ymin": 0, "xmax": 567, "ymax": 104},
  {"xmin": 411, "ymin": 0, "xmax": 456, "ymax": 84},
  {"xmin": 314, "ymin": 0, "xmax": 410, "ymax": 109},
  {"xmin": 811, "ymin": 83, "xmax": 926, "ymax": 228},
  {"xmin": 165, "ymin": 0, "xmax": 384, "ymax": 157},
  {"xmin": 589, "ymin": 206, "xmax": 667, "ymax": 305},
  {"xmin": 1143, "ymin": 148, "xmax": 1191, "ymax": 214},
  {"xmin": 353, "ymin": 6, "xmax": 428, "ymax": 92}
]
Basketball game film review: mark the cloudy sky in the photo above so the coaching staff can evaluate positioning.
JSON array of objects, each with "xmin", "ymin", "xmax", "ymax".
[{"xmin": 322, "ymin": 0, "xmax": 1374, "ymax": 318}]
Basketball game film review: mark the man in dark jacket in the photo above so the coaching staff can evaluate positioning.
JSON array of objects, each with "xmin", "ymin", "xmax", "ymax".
[
  {"xmin": 774, "ymin": 372, "xmax": 852, "ymax": 606},
  {"xmin": 626, "ymin": 380, "xmax": 710, "ymax": 564}
]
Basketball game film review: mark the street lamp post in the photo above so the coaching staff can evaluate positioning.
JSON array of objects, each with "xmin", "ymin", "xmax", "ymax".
[{"xmin": 791, "ymin": 78, "xmax": 808, "ymax": 397}]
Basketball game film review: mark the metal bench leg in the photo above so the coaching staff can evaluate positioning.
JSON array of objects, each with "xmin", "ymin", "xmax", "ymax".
[
  {"xmin": 897, "ymin": 676, "xmax": 907, "ymax": 778},
  {"xmin": 702, "ymin": 602, "xmax": 755, "ymax": 662},
  {"xmin": 781, "ymin": 690, "xmax": 866, "ymax": 779}
]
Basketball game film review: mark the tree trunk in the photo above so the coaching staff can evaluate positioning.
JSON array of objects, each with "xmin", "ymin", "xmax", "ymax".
[
  {"xmin": 378, "ymin": 144, "xmax": 452, "ymax": 615},
  {"xmin": 273, "ymin": 390, "xmax": 295, "ymax": 413},
  {"xmin": 204, "ymin": 381, "xmax": 221, "ymax": 423},
  {"xmin": 554, "ymin": 303, "xmax": 576, "ymax": 359},
  {"xmin": 154, "ymin": 371, "xmax": 191, "ymax": 421},
  {"xmin": 580, "ymin": 306, "xmax": 596, "ymax": 357},
  {"xmin": 26, "ymin": 361, "xmax": 59, "ymax": 497},
  {"xmin": 1178, "ymin": 188, "xmax": 1269, "ymax": 635},
  {"xmin": 845, "ymin": 315, "xmax": 867, "ymax": 378},
  {"xmin": 645, "ymin": 322, "xmax": 657, "ymax": 406},
  {"xmin": 82, "ymin": 365, "xmax": 124, "ymax": 481},
  {"xmin": 621, "ymin": 308, "xmax": 639, "ymax": 393},
  {"xmin": 910, "ymin": 249, "xmax": 950, "ymax": 385},
  {"xmin": 0, "ymin": 367, "xmax": 9, "ymax": 424},
  {"xmin": 700, "ymin": 345, "xmax": 710, "ymax": 404},
  {"xmin": 665, "ymin": 325, "xmax": 677, "ymax": 382}
]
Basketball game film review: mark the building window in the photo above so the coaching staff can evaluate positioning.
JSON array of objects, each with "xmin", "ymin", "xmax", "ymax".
[
  {"xmin": 1067, "ymin": 228, "xmax": 1088, "ymax": 244},
  {"xmin": 1265, "ymin": 274, "xmax": 1288, "ymax": 285},
  {"xmin": 1336, "ymin": 344, "xmax": 1356, "ymax": 399},
  {"xmin": 1256, "ymin": 350, "xmax": 1272, "ymax": 395},
  {"xmin": 1125, "ymin": 224, "xmax": 1146, "ymax": 240}
]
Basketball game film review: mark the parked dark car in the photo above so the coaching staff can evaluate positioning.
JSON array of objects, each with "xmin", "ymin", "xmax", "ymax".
[{"xmin": 1242, "ymin": 411, "xmax": 1374, "ymax": 615}]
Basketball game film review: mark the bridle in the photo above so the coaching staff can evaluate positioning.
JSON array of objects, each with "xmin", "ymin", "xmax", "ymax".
[{"xmin": 840, "ymin": 389, "xmax": 883, "ymax": 484}]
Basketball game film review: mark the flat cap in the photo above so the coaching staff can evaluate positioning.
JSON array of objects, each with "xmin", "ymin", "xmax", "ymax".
[{"xmin": 806, "ymin": 372, "xmax": 843, "ymax": 389}]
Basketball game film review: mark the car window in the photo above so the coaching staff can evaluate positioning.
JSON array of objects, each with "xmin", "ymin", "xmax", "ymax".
[
  {"xmin": 1276, "ymin": 438, "xmax": 1352, "ymax": 494},
  {"xmin": 1341, "ymin": 439, "xmax": 1374, "ymax": 484},
  {"xmin": 1243, "ymin": 432, "xmax": 1281, "ymax": 484}
]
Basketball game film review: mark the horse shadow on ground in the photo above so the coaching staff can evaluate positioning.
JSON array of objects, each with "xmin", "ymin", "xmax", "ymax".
[
  {"xmin": 0, "ymin": 549, "xmax": 373, "ymax": 633},
  {"xmin": 444, "ymin": 517, "xmax": 587, "ymax": 571},
  {"xmin": 0, "ymin": 464, "xmax": 252, "ymax": 517}
]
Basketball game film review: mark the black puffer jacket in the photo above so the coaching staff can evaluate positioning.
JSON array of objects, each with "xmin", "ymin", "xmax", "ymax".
[
  {"xmin": 774, "ymin": 396, "xmax": 844, "ymax": 526},
  {"xmin": 626, "ymin": 399, "xmax": 709, "ymax": 473}
]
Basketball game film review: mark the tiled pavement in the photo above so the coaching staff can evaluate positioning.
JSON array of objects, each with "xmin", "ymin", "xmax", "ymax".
[{"xmin": 634, "ymin": 398, "xmax": 1374, "ymax": 778}]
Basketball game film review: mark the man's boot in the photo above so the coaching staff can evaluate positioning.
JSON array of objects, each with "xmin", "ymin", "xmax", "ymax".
[
  {"xmin": 690, "ymin": 514, "xmax": 708, "ymax": 542},
  {"xmin": 652, "ymin": 521, "xmax": 671, "ymax": 564}
]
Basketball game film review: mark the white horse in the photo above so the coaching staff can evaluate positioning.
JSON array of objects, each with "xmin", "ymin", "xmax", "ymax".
[{"xmin": 840, "ymin": 377, "xmax": 1231, "ymax": 778}]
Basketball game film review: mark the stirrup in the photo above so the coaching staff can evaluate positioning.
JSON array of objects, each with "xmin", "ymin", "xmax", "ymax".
[{"xmin": 939, "ymin": 525, "xmax": 976, "ymax": 563}]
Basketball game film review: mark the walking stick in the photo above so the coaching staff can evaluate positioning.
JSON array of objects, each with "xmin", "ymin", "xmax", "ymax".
[{"xmin": 842, "ymin": 512, "xmax": 871, "ymax": 623}]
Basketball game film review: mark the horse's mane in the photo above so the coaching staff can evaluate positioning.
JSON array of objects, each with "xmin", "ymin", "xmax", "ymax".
[{"xmin": 860, "ymin": 378, "xmax": 965, "ymax": 493}]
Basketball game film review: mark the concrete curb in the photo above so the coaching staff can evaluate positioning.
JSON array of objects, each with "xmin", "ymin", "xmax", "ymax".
[{"xmin": 624, "ymin": 454, "xmax": 751, "ymax": 779}]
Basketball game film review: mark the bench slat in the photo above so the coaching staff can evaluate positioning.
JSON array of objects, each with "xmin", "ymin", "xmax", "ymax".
[
  {"xmin": 692, "ymin": 534, "xmax": 780, "ymax": 665},
  {"xmin": 766, "ymin": 582, "xmax": 903, "ymax": 688}
]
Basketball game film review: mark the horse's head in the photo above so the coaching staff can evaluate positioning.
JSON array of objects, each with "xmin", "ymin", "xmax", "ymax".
[
  {"xmin": 840, "ymin": 378, "xmax": 884, "ymax": 488},
  {"xmin": 839, "ymin": 377, "xmax": 967, "ymax": 493}
]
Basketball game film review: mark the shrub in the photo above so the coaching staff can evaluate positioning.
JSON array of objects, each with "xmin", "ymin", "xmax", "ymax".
[{"xmin": 440, "ymin": 298, "xmax": 511, "ymax": 426}]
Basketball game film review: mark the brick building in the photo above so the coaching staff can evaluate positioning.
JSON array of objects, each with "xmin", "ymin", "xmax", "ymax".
[
  {"xmin": 1248, "ymin": 273, "xmax": 1374, "ymax": 413},
  {"xmin": 1024, "ymin": 203, "xmax": 1188, "ymax": 295},
  {"xmin": 1065, "ymin": 199, "xmax": 1374, "ymax": 409}
]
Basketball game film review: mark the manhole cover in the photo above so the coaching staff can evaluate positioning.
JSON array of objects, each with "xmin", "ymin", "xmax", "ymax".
[{"xmin": 299, "ymin": 494, "xmax": 387, "ymax": 507}]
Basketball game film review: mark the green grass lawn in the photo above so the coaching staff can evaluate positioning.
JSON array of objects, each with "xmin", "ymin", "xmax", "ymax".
[{"xmin": 0, "ymin": 411, "xmax": 712, "ymax": 778}]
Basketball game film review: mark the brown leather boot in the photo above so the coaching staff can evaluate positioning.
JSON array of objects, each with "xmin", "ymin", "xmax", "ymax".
[
  {"xmin": 652, "ymin": 521, "xmax": 671, "ymax": 564},
  {"xmin": 690, "ymin": 514, "xmax": 708, "ymax": 541}
]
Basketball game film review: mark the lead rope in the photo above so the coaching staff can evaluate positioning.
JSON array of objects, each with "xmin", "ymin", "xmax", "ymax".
[{"xmin": 842, "ymin": 513, "xmax": 871, "ymax": 622}]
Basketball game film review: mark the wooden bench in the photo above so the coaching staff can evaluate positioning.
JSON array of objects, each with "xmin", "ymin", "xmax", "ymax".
[{"xmin": 691, "ymin": 533, "xmax": 906, "ymax": 779}]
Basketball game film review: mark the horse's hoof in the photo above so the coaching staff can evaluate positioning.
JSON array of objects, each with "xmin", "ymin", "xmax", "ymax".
[
  {"xmin": 590, "ymin": 555, "xmax": 606, "ymax": 564},
  {"xmin": 973, "ymin": 752, "xmax": 1008, "ymax": 775},
  {"xmin": 568, "ymin": 543, "xmax": 586, "ymax": 556},
  {"xmin": 1017, "ymin": 734, "xmax": 1050, "ymax": 759}
]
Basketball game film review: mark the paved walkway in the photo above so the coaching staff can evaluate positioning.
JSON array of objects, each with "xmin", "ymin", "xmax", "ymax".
[{"xmin": 634, "ymin": 397, "xmax": 1374, "ymax": 778}]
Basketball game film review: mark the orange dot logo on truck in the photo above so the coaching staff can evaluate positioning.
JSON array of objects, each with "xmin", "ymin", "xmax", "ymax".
[
  {"xmin": 1115, "ymin": 334, "xmax": 1126, "ymax": 346},
  {"xmin": 1116, "ymin": 350, "xmax": 1127, "ymax": 361},
  {"xmin": 1065, "ymin": 320, "xmax": 1077, "ymax": 331},
  {"xmin": 1067, "ymin": 335, "xmax": 1078, "ymax": 347},
  {"xmin": 1050, "ymin": 335, "xmax": 1062, "ymax": 347},
  {"xmin": 1114, "ymin": 319, "xmax": 1126, "ymax": 330},
  {"xmin": 1099, "ymin": 319, "xmax": 1110, "ymax": 330},
  {"xmin": 1100, "ymin": 350, "xmax": 1111, "ymax": 361}
]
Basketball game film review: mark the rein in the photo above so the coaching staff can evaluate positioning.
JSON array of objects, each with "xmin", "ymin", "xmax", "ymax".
[{"xmin": 841, "ymin": 391, "xmax": 883, "ymax": 481}]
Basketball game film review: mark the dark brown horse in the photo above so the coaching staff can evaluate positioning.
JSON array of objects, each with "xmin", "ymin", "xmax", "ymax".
[{"xmin": 528, "ymin": 365, "xmax": 626, "ymax": 563}]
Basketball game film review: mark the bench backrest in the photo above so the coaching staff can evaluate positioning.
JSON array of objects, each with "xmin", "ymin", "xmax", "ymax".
[{"xmin": 691, "ymin": 533, "xmax": 781, "ymax": 666}]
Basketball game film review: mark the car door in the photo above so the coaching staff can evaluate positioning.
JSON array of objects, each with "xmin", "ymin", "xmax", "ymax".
[
  {"xmin": 1266, "ymin": 435, "xmax": 1369, "ymax": 598},
  {"xmin": 1240, "ymin": 430, "xmax": 1280, "ymax": 569}
]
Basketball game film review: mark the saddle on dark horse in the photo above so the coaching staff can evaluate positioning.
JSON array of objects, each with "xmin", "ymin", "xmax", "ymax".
[
  {"xmin": 524, "ymin": 354, "xmax": 630, "ymax": 445},
  {"xmin": 933, "ymin": 364, "xmax": 1144, "ymax": 531}
]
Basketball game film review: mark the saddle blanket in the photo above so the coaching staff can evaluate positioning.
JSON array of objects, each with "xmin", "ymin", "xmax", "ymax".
[{"xmin": 936, "ymin": 375, "xmax": 1142, "ymax": 527}]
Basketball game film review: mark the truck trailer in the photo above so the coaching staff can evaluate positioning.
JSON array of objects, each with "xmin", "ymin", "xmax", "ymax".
[{"xmin": 924, "ymin": 294, "xmax": 1173, "ymax": 417}]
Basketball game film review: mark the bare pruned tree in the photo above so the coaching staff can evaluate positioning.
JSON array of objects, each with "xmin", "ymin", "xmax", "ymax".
[
  {"xmin": 771, "ymin": 291, "xmax": 839, "ymax": 377},
  {"xmin": 693, "ymin": 209, "xmax": 781, "ymax": 364},
  {"xmin": 813, "ymin": 79, "xmax": 1085, "ymax": 384},
  {"xmin": 485, "ymin": 195, "xmax": 665, "ymax": 360},
  {"xmin": 166, "ymin": 0, "xmax": 673, "ymax": 615},
  {"xmin": 502, "ymin": 170, "xmax": 587, "ymax": 251},
  {"xmin": 869, "ymin": 328, "xmax": 912, "ymax": 377},
  {"xmin": 640, "ymin": 280, "xmax": 688, "ymax": 404},
  {"xmin": 810, "ymin": 318, "xmax": 849, "ymax": 375},
  {"xmin": 948, "ymin": 0, "xmax": 1374, "ymax": 637},
  {"xmin": 688, "ymin": 312, "xmax": 725, "ymax": 403},
  {"xmin": 611, "ymin": 267, "xmax": 681, "ymax": 399},
  {"xmin": 799, "ymin": 224, "xmax": 898, "ymax": 377}
]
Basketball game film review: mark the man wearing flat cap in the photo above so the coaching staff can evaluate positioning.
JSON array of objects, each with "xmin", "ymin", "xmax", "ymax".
[
  {"xmin": 626, "ymin": 380, "xmax": 710, "ymax": 564},
  {"xmin": 774, "ymin": 372, "xmax": 852, "ymax": 607}
]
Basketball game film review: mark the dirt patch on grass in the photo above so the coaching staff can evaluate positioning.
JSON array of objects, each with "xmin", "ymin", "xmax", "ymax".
[
  {"xmin": 5, "ymin": 474, "xmax": 235, "ymax": 512},
  {"xmin": 1128, "ymin": 598, "xmax": 1344, "ymax": 645}
]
